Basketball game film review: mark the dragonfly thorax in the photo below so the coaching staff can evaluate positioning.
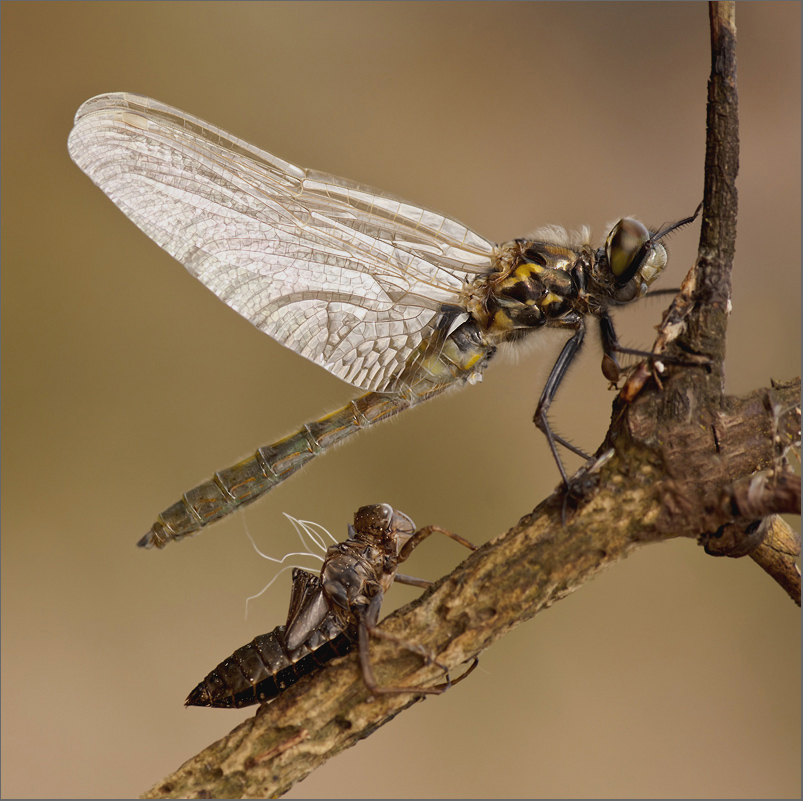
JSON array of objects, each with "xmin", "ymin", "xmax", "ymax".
[
  {"xmin": 468, "ymin": 216, "xmax": 672, "ymax": 349},
  {"xmin": 322, "ymin": 503, "xmax": 413, "ymax": 612},
  {"xmin": 470, "ymin": 239, "xmax": 591, "ymax": 342}
]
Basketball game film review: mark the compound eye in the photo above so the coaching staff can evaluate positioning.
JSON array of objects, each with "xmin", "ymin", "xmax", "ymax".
[
  {"xmin": 606, "ymin": 218, "xmax": 650, "ymax": 284},
  {"xmin": 390, "ymin": 508, "xmax": 416, "ymax": 538}
]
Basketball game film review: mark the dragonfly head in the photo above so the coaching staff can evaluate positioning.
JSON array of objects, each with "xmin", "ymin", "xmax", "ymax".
[
  {"xmin": 603, "ymin": 204, "xmax": 702, "ymax": 304},
  {"xmin": 353, "ymin": 504, "xmax": 416, "ymax": 556},
  {"xmin": 604, "ymin": 218, "xmax": 668, "ymax": 303}
]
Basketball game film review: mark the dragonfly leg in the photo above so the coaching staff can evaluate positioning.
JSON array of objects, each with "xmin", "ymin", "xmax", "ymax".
[
  {"xmin": 598, "ymin": 312, "xmax": 711, "ymax": 384},
  {"xmin": 430, "ymin": 655, "xmax": 480, "ymax": 691},
  {"xmin": 398, "ymin": 524, "xmax": 477, "ymax": 563},
  {"xmin": 356, "ymin": 593, "xmax": 452, "ymax": 696},
  {"xmin": 393, "ymin": 573, "xmax": 433, "ymax": 589},
  {"xmin": 533, "ymin": 323, "xmax": 591, "ymax": 485}
]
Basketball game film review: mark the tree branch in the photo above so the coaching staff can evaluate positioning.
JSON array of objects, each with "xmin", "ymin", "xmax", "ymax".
[
  {"xmin": 141, "ymin": 379, "xmax": 799, "ymax": 799},
  {"xmin": 748, "ymin": 516, "xmax": 802, "ymax": 606},
  {"xmin": 141, "ymin": 3, "xmax": 800, "ymax": 797}
]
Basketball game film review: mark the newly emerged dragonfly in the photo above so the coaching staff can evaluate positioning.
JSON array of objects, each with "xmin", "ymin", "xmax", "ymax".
[
  {"xmin": 67, "ymin": 93, "xmax": 700, "ymax": 549},
  {"xmin": 187, "ymin": 503, "xmax": 477, "ymax": 708}
]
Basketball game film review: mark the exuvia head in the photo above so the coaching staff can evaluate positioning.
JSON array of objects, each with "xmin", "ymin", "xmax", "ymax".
[{"xmin": 353, "ymin": 503, "xmax": 416, "ymax": 556}]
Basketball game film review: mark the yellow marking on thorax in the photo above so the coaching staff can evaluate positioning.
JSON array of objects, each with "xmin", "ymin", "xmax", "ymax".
[
  {"xmin": 514, "ymin": 262, "xmax": 545, "ymax": 281},
  {"xmin": 539, "ymin": 292, "xmax": 564, "ymax": 308},
  {"xmin": 491, "ymin": 309, "xmax": 518, "ymax": 332}
]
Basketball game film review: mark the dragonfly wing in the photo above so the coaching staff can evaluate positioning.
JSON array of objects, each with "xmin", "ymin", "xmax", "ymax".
[
  {"xmin": 68, "ymin": 93, "xmax": 496, "ymax": 392},
  {"xmin": 285, "ymin": 568, "xmax": 321, "ymax": 629},
  {"xmin": 284, "ymin": 570, "xmax": 332, "ymax": 651}
]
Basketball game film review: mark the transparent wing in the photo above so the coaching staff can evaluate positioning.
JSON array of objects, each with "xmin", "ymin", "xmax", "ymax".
[{"xmin": 68, "ymin": 93, "xmax": 496, "ymax": 391}]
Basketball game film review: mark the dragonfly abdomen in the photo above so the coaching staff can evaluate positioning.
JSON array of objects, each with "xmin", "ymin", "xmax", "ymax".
[
  {"xmin": 139, "ymin": 318, "xmax": 496, "ymax": 549},
  {"xmin": 137, "ymin": 391, "xmax": 418, "ymax": 548},
  {"xmin": 186, "ymin": 620, "xmax": 355, "ymax": 709}
]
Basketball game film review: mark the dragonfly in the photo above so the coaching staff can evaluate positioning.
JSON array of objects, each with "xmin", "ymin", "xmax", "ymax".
[
  {"xmin": 67, "ymin": 93, "xmax": 700, "ymax": 549},
  {"xmin": 186, "ymin": 503, "xmax": 477, "ymax": 708}
]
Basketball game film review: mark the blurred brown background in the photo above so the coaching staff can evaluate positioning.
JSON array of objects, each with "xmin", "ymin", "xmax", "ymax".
[{"xmin": 2, "ymin": 2, "xmax": 799, "ymax": 798}]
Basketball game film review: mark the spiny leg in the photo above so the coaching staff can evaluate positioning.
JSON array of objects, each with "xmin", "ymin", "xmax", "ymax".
[
  {"xmin": 399, "ymin": 524, "xmax": 478, "ymax": 563},
  {"xmin": 358, "ymin": 513, "xmax": 481, "ymax": 694},
  {"xmin": 356, "ymin": 592, "xmax": 452, "ymax": 696},
  {"xmin": 360, "ymin": 622, "xmax": 480, "ymax": 693},
  {"xmin": 598, "ymin": 312, "xmax": 711, "ymax": 384},
  {"xmin": 392, "ymin": 524, "xmax": 477, "ymax": 587},
  {"xmin": 393, "ymin": 574, "xmax": 433, "ymax": 590},
  {"xmin": 533, "ymin": 324, "xmax": 591, "ymax": 486}
]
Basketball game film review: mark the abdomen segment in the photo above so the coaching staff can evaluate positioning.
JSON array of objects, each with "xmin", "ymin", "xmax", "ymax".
[
  {"xmin": 186, "ymin": 624, "xmax": 354, "ymax": 709},
  {"xmin": 139, "ymin": 391, "xmax": 414, "ymax": 549}
]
